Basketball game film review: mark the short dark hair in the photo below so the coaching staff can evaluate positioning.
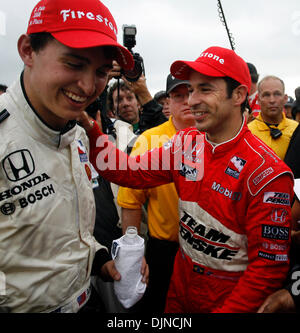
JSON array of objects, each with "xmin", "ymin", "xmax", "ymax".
[
  {"xmin": 0, "ymin": 84, "xmax": 8, "ymax": 93},
  {"xmin": 29, "ymin": 33, "xmax": 117, "ymax": 60},
  {"xmin": 29, "ymin": 32, "xmax": 54, "ymax": 52},
  {"xmin": 222, "ymin": 77, "xmax": 248, "ymax": 113},
  {"xmin": 247, "ymin": 63, "xmax": 259, "ymax": 84}
]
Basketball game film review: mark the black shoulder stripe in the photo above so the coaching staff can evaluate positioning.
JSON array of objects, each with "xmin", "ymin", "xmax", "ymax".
[{"xmin": 0, "ymin": 109, "xmax": 10, "ymax": 123}]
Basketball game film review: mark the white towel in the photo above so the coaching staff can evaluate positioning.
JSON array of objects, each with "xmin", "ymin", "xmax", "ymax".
[{"xmin": 111, "ymin": 233, "xmax": 146, "ymax": 308}]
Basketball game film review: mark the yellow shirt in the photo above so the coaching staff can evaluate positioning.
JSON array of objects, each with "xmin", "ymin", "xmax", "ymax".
[
  {"xmin": 117, "ymin": 116, "xmax": 179, "ymax": 242},
  {"xmin": 248, "ymin": 112, "xmax": 298, "ymax": 160}
]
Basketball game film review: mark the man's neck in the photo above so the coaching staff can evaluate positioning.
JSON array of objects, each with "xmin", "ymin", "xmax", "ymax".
[
  {"xmin": 206, "ymin": 115, "xmax": 244, "ymax": 145},
  {"xmin": 172, "ymin": 117, "xmax": 195, "ymax": 132},
  {"xmin": 261, "ymin": 111, "xmax": 283, "ymax": 125}
]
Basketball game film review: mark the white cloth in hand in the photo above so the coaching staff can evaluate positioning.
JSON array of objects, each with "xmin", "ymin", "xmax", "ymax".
[{"xmin": 111, "ymin": 233, "xmax": 146, "ymax": 308}]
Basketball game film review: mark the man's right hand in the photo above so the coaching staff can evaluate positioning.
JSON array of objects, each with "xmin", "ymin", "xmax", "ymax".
[{"xmin": 257, "ymin": 289, "xmax": 296, "ymax": 313}]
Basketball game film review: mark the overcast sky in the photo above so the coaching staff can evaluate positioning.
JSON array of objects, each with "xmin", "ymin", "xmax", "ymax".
[{"xmin": 0, "ymin": 0, "xmax": 299, "ymax": 97}]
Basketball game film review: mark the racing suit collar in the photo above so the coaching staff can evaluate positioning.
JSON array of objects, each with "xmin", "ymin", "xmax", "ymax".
[
  {"xmin": 11, "ymin": 73, "xmax": 77, "ymax": 149},
  {"xmin": 205, "ymin": 116, "xmax": 248, "ymax": 155}
]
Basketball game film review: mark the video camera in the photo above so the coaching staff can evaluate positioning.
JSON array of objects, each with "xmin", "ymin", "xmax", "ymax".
[{"xmin": 121, "ymin": 24, "xmax": 145, "ymax": 82}]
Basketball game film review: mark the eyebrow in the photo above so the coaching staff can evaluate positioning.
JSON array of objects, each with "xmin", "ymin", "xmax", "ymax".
[
  {"xmin": 62, "ymin": 53, "xmax": 113, "ymax": 70},
  {"xmin": 188, "ymin": 82, "xmax": 214, "ymax": 89},
  {"xmin": 63, "ymin": 53, "xmax": 91, "ymax": 63}
]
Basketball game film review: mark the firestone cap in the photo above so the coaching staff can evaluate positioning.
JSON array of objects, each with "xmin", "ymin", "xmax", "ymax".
[
  {"xmin": 170, "ymin": 46, "xmax": 251, "ymax": 93},
  {"xmin": 26, "ymin": 0, "xmax": 134, "ymax": 70}
]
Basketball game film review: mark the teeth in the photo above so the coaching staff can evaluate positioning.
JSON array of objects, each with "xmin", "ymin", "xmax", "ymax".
[{"xmin": 63, "ymin": 90, "xmax": 87, "ymax": 103}]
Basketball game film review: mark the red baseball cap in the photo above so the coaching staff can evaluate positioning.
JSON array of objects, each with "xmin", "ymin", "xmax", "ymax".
[
  {"xmin": 26, "ymin": 0, "xmax": 134, "ymax": 70},
  {"xmin": 170, "ymin": 46, "xmax": 251, "ymax": 93}
]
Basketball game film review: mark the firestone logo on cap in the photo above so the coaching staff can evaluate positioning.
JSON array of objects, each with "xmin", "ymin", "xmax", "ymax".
[
  {"xmin": 59, "ymin": 9, "xmax": 117, "ymax": 36},
  {"xmin": 199, "ymin": 52, "xmax": 225, "ymax": 65}
]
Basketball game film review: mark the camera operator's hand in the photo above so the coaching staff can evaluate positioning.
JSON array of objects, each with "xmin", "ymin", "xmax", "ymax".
[
  {"xmin": 123, "ymin": 74, "xmax": 152, "ymax": 106},
  {"xmin": 108, "ymin": 60, "xmax": 122, "ymax": 82}
]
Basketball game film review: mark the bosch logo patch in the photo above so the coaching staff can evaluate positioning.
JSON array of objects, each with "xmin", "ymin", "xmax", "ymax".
[
  {"xmin": 0, "ymin": 202, "xmax": 15, "ymax": 216},
  {"xmin": 2, "ymin": 150, "xmax": 35, "ymax": 182}
]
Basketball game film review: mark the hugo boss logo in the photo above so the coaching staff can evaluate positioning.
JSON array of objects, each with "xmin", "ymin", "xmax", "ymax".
[{"xmin": 2, "ymin": 150, "xmax": 35, "ymax": 182}]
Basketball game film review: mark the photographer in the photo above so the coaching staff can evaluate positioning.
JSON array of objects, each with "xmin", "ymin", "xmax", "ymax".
[
  {"xmin": 107, "ymin": 64, "xmax": 167, "ymax": 136},
  {"xmin": 106, "ymin": 24, "xmax": 166, "ymax": 135}
]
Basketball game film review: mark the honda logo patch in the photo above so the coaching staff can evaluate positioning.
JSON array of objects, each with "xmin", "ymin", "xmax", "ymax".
[
  {"xmin": 2, "ymin": 150, "xmax": 35, "ymax": 182},
  {"xmin": 271, "ymin": 209, "xmax": 288, "ymax": 223}
]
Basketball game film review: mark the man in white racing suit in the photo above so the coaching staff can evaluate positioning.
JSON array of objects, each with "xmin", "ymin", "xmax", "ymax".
[{"xmin": 0, "ymin": 0, "xmax": 148, "ymax": 313}]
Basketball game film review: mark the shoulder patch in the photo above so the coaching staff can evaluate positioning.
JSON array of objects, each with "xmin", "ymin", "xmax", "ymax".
[
  {"xmin": 245, "ymin": 138, "xmax": 293, "ymax": 196},
  {"xmin": 248, "ymin": 160, "xmax": 293, "ymax": 196},
  {"xmin": 0, "ymin": 109, "xmax": 10, "ymax": 123}
]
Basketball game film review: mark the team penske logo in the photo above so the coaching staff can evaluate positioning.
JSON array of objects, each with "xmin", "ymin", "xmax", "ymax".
[
  {"xmin": 263, "ymin": 192, "xmax": 290, "ymax": 206},
  {"xmin": 180, "ymin": 211, "xmax": 239, "ymax": 261}
]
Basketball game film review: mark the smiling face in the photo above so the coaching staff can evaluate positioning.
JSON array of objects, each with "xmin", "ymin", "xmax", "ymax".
[
  {"xmin": 19, "ymin": 35, "xmax": 113, "ymax": 130},
  {"xmin": 188, "ymin": 70, "xmax": 246, "ymax": 143}
]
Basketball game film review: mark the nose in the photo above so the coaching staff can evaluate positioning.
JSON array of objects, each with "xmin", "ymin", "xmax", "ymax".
[
  {"xmin": 120, "ymin": 97, "xmax": 131, "ymax": 108},
  {"xmin": 77, "ymin": 71, "xmax": 96, "ymax": 97},
  {"xmin": 188, "ymin": 90, "xmax": 200, "ymax": 108}
]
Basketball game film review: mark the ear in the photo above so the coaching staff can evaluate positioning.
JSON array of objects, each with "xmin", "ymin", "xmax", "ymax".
[
  {"xmin": 17, "ymin": 34, "xmax": 34, "ymax": 67},
  {"xmin": 233, "ymin": 85, "xmax": 248, "ymax": 107},
  {"xmin": 283, "ymin": 94, "xmax": 288, "ymax": 104}
]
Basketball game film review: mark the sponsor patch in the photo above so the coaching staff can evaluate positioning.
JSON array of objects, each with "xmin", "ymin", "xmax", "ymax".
[
  {"xmin": 253, "ymin": 167, "xmax": 274, "ymax": 185},
  {"xmin": 262, "ymin": 242, "xmax": 287, "ymax": 251},
  {"xmin": 2, "ymin": 149, "xmax": 35, "ymax": 182},
  {"xmin": 77, "ymin": 140, "xmax": 88, "ymax": 163},
  {"xmin": 180, "ymin": 211, "xmax": 238, "ymax": 261},
  {"xmin": 211, "ymin": 182, "xmax": 242, "ymax": 201},
  {"xmin": 263, "ymin": 192, "xmax": 290, "ymax": 206},
  {"xmin": 271, "ymin": 208, "xmax": 288, "ymax": 223},
  {"xmin": 225, "ymin": 156, "xmax": 246, "ymax": 179},
  {"xmin": 258, "ymin": 251, "xmax": 288, "ymax": 262},
  {"xmin": 193, "ymin": 265, "xmax": 204, "ymax": 274},
  {"xmin": 262, "ymin": 224, "xmax": 289, "ymax": 240},
  {"xmin": 84, "ymin": 164, "xmax": 92, "ymax": 181},
  {"xmin": 180, "ymin": 163, "xmax": 198, "ymax": 181},
  {"xmin": 0, "ymin": 202, "xmax": 15, "ymax": 216}
]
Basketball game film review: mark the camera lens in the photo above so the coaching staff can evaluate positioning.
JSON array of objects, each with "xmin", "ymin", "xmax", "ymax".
[{"xmin": 122, "ymin": 53, "xmax": 144, "ymax": 82}]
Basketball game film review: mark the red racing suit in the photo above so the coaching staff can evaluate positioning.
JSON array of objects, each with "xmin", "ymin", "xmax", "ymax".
[{"xmin": 88, "ymin": 118, "xmax": 293, "ymax": 313}]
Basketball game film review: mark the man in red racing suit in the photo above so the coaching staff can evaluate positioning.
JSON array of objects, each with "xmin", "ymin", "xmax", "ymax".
[{"xmin": 85, "ymin": 46, "xmax": 294, "ymax": 313}]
